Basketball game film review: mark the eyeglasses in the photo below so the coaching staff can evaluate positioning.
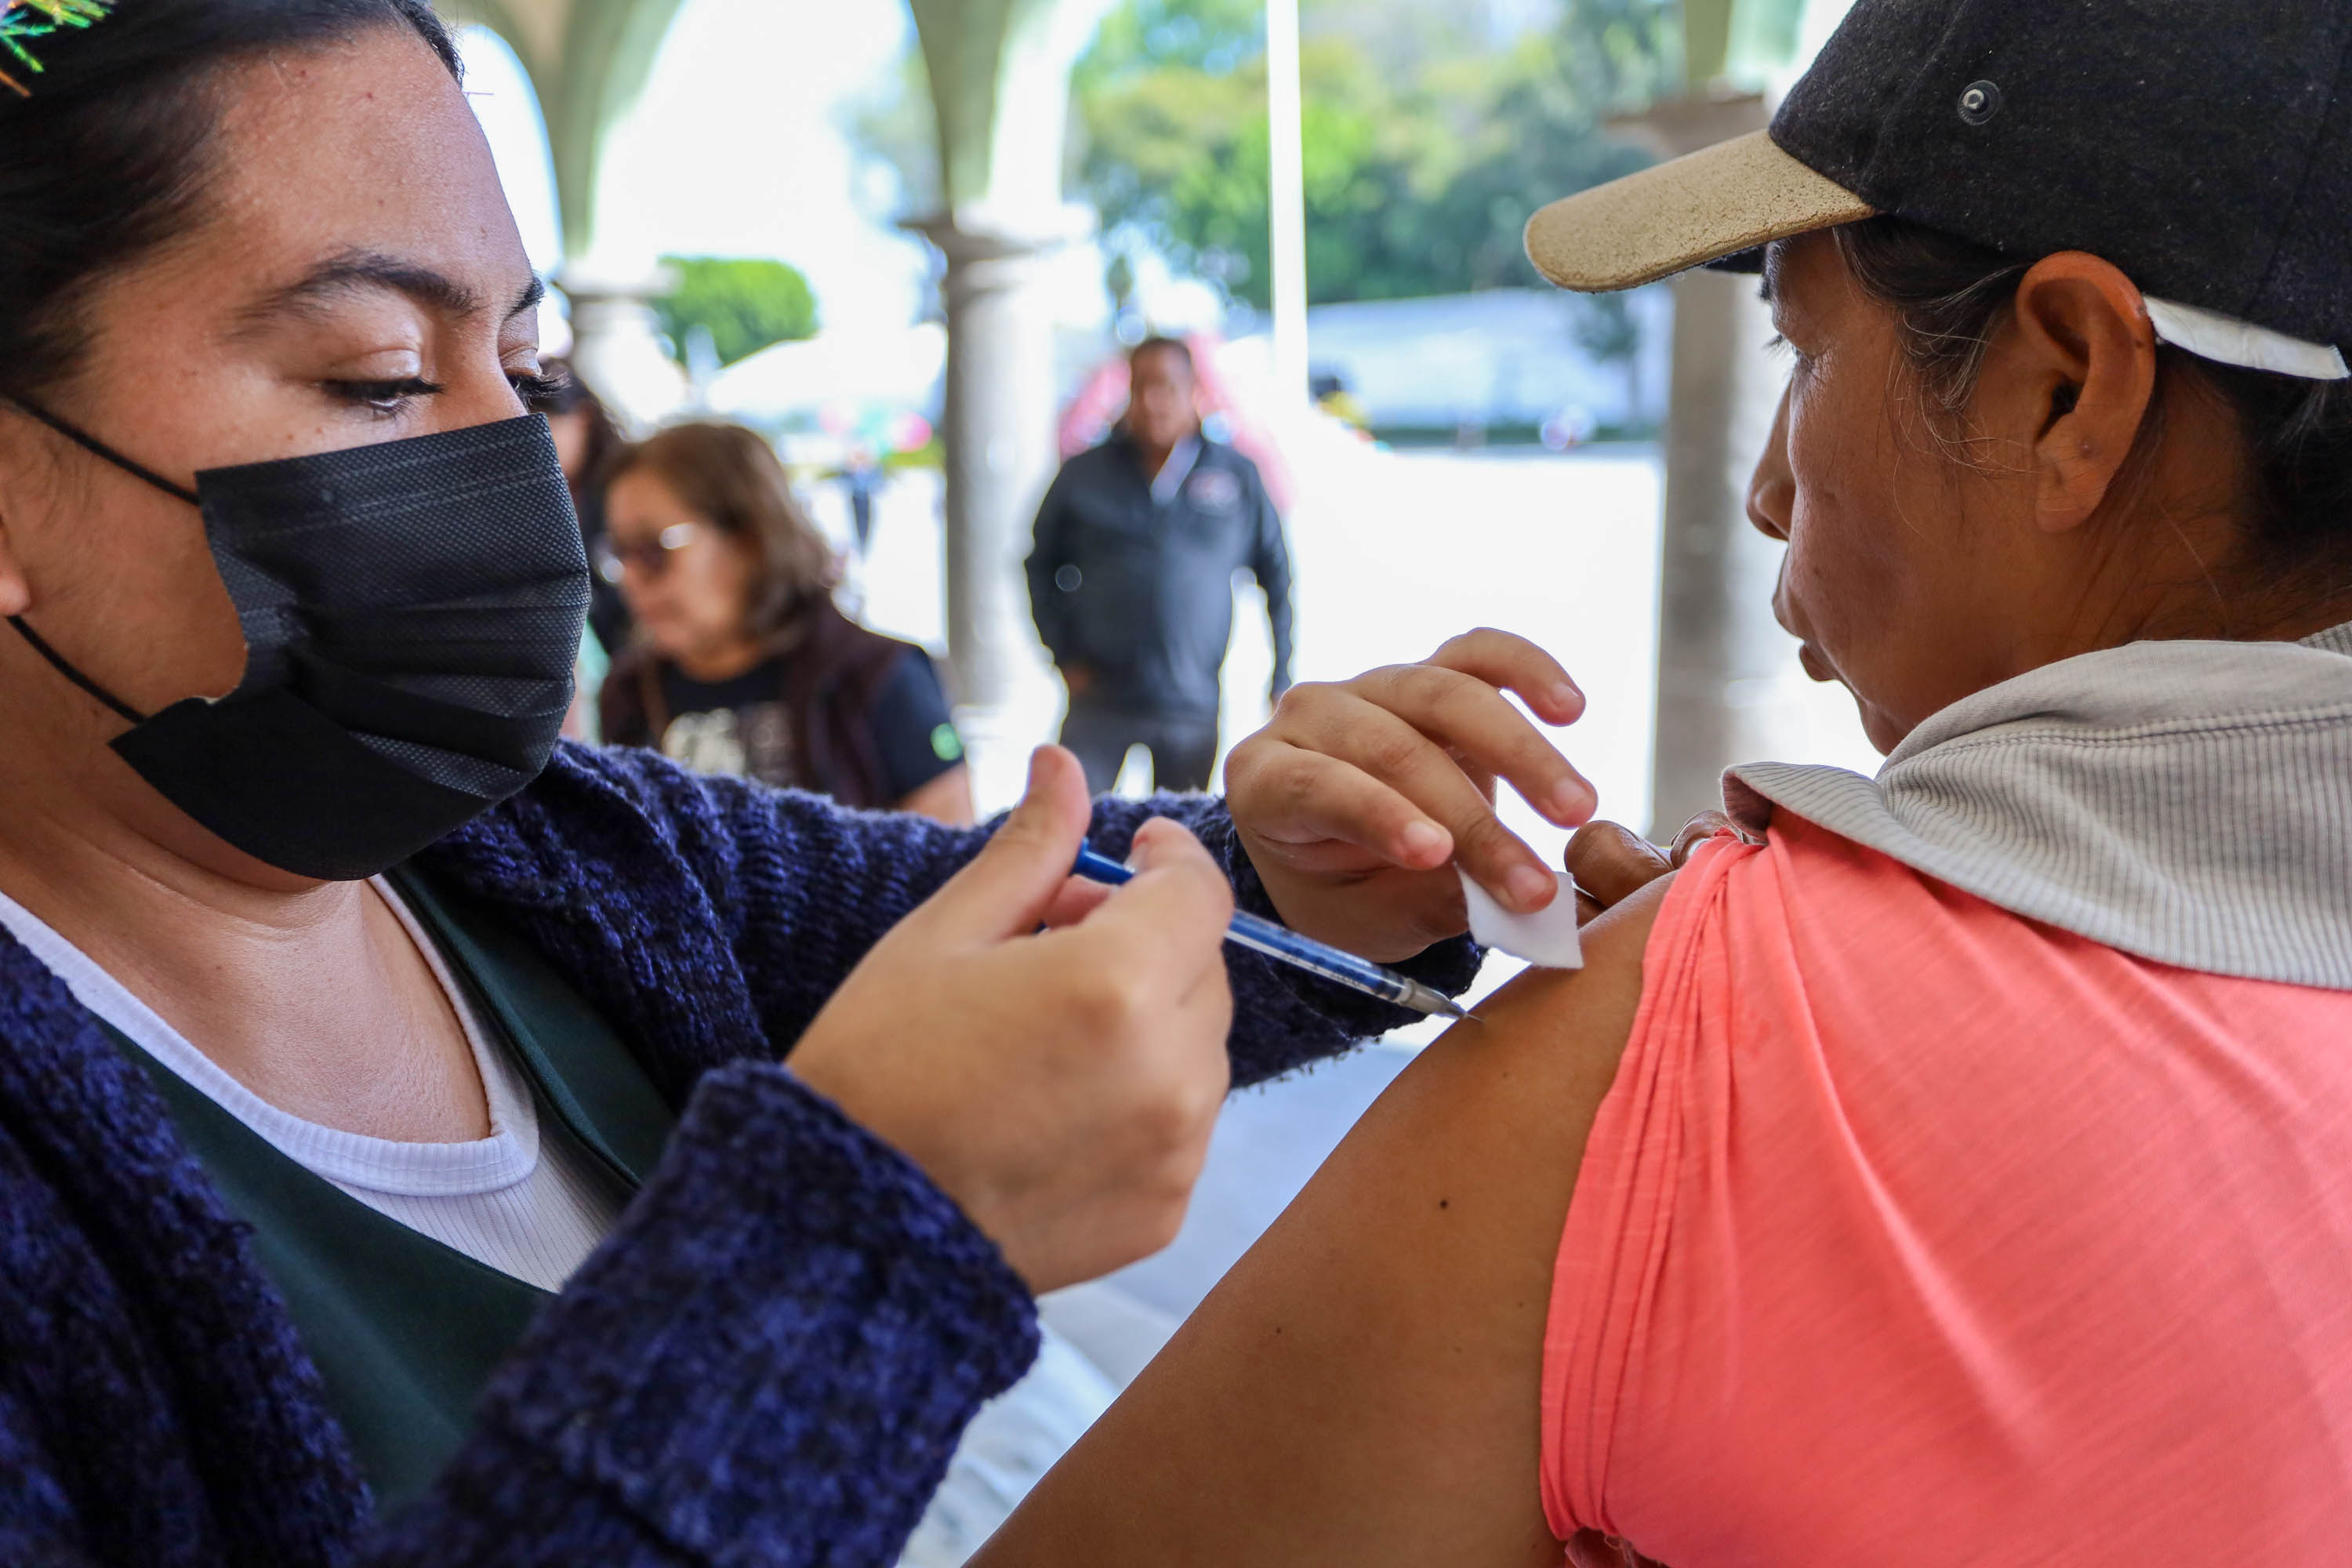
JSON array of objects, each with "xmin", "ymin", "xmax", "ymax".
[{"xmin": 594, "ymin": 522, "xmax": 701, "ymax": 585}]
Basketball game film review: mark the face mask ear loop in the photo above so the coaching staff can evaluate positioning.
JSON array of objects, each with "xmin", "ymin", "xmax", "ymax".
[
  {"xmin": 5, "ymin": 615, "xmax": 147, "ymax": 725},
  {"xmin": 0, "ymin": 394, "xmax": 202, "ymax": 506},
  {"xmin": 0, "ymin": 394, "xmax": 186, "ymax": 725}
]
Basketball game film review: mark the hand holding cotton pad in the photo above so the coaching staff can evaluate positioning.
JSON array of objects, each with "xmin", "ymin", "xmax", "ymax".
[{"xmin": 1458, "ymin": 866, "xmax": 1584, "ymax": 969}]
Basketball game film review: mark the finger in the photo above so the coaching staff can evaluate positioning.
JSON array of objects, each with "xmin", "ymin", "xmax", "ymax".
[
  {"xmin": 1170, "ymin": 944, "xmax": 1236, "ymax": 1069},
  {"xmin": 1425, "ymin": 628, "xmax": 1585, "ymax": 726},
  {"xmin": 1235, "ymin": 745, "xmax": 1457, "ymax": 869},
  {"xmin": 1040, "ymin": 877, "xmax": 1116, "ymax": 930},
  {"xmin": 1075, "ymin": 818, "xmax": 1236, "ymax": 994},
  {"xmin": 1298, "ymin": 699, "xmax": 1558, "ymax": 912},
  {"xmin": 1246, "ymin": 681, "xmax": 1563, "ymax": 905},
  {"xmin": 1171, "ymin": 964, "xmax": 1236, "ymax": 1110},
  {"xmin": 1671, "ymin": 811, "xmax": 1741, "ymax": 866},
  {"xmin": 1349, "ymin": 662, "xmax": 1596, "ymax": 827},
  {"xmin": 1564, "ymin": 821, "xmax": 1671, "ymax": 909},
  {"xmin": 919, "ymin": 746, "xmax": 1094, "ymax": 942},
  {"xmin": 1155, "ymin": 949, "xmax": 1236, "ymax": 1140},
  {"xmin": 1446, "ymin": 742, "xmax": 1499, "ymax": 808}
]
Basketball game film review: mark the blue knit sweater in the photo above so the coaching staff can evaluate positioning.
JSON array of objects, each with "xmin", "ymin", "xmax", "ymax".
[{"xmin": 0, "ymin": 743, "xmax": 1477, "ymax": 1566}]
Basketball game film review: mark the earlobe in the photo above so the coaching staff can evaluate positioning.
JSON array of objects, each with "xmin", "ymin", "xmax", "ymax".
[
  {"xmin": 0, "ymin": 423, "xmax": 40, "ymax": 616},
  {"xmin": 0, "ymin": 504, "xmax": 28, "ymax": 618},
  {"xmin": 2036, "ymin": 388, "xmax": 2105, "ymax": 532}
]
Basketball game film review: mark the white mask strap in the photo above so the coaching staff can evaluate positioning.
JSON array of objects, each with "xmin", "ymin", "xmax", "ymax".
[{"xmin": 2143, "ymin": 296, "xmax": 2350, "ymax": 381}]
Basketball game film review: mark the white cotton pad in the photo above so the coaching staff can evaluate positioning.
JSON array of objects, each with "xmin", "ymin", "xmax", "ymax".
[{"xmin": 1458, "ymin": 866, "xmax": 1584, "ymax": 970}]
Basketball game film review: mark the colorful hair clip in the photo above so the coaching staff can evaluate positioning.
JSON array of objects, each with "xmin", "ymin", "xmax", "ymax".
[{"xmin": 2, "ymin": 0, "xmax": 112, "ymax": 98}]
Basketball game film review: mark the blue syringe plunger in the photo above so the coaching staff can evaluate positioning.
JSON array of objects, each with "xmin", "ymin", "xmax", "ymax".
[{"xmin": 1069, "ymin": 844, "xmax": 1473, "ymax": 1022}]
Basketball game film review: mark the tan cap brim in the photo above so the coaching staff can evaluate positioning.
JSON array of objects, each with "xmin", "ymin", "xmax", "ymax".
[{"xmin": 1525, "ymin": 129, "xmax": 1878, "ymax": 292}]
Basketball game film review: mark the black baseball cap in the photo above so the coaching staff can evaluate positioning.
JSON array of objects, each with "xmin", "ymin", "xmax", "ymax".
[{"xmin": 1525, "ymin": 0, "xmax": 2352, "ymax": 379}]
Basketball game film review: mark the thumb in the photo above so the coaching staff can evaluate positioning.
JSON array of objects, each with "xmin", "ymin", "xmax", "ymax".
[
  {"xmin": 1076, "ymin": 815, "xmax": 1235, "ymax": 985},
  {"xmin": 919, "ymin": 745, "xmax": 1094, "ymax": 943}
]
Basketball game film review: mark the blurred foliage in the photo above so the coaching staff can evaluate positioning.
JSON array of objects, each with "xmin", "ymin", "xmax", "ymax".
[
  {"xmin": 1573, "ymin": 289, "xmax": 1641, "ymax": 364},
  {"xmin": 848, "ymin": 45, "xmax": 942, "ymax": 216},
  {"xmin": 1070, "ymin": 0, "xmax": 1681, "ymax": 307},
  {"xmin": 653, "ymin": 256, "xmax": 820, "ymax": 368}
]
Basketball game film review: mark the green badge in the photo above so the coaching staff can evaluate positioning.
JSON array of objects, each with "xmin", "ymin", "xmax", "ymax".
[{"xmin": 931, "ymin": 723, "xmax": 965, "ymax": 763}]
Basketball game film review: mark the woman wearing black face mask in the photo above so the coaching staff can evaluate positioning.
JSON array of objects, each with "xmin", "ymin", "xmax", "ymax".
[{"xmin": 0, "ymin": 3, "xmax": 1617, "ymax": 1563}]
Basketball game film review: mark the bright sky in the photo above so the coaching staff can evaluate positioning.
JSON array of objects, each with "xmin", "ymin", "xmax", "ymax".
[{"xmin": 459, "ymin": 0, "xmax": 938, "ymax": 336}]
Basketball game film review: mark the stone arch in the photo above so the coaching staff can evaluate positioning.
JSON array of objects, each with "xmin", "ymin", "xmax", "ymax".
[{"xmin": 440, "ymin": 0, "xmax": 686, "ymax": 263}]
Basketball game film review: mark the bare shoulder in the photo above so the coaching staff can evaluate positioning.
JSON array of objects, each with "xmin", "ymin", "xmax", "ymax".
[
  {"xmin": 1409, "ymin": 869, "xmax": 1675, "ymax": 1114},
  {"xmin": 971, "ymin": 875, "xmax": 1678, "ymax": 1568}
]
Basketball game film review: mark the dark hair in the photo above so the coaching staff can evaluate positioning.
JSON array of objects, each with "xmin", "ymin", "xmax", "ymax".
[
  {"xmin": 1828, "ymin": 215, "xmax": 2352, "ymax": 583},
  {"xmin": 0, "ymin": 0, "xmax": 459, "ymax": 402},
  {"xmin": 602, "ymin": 422, "xmax": 838, "ymax": 641},
  {"xmin": 1131, "ymin": 336, "xmax": 1196, "ymax": 376}
]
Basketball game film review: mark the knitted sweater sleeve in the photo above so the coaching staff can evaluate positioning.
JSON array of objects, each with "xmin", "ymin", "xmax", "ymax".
[
  {"xmin": 536, "ymin": 746, "xmax": 1484, "ymax": 1088},
  {"xmin": 359, "ymin": 1061, "xmax": 1040, "ymax": 1567}
]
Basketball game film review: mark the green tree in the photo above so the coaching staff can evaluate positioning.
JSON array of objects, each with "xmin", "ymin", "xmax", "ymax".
[
  {"xmin": 1572, "ymin": 290, "xmax": 1645, "ymax": 408},
  {"xmin": 1080, "ymin": 0, "xmax": 1264, "ymax": 78},
  {"xmin": 652, "ymin": 256, "xmax": 820, "ymax": 368},
  {"xmin": 848, "ymin": 46, "xmax": 942, "ymax": 216},
  {"xmin": 1067, "ymin": 0, "xmax": 1679, "ymax": 307}
]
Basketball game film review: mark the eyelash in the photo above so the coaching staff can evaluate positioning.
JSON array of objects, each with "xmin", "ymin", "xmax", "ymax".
[
  {"xmin": 510, "ymin": 372, "xmax": 564, "ymax": 412},
  {"xmin": 328, "ymin": 371, "xmax": 566, "ymax": 418},
  {"xmin": 1764, "ymin": 332, "xmax": 1817, "ymax": 374}
]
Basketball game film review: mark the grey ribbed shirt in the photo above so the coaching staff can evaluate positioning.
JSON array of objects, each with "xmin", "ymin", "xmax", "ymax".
[{"xmin": 1724, "ymin": 622, "xmax": 2352, "ymax": 989}]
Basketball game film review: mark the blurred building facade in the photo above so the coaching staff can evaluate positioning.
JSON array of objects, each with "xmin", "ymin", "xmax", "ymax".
[{"xmin": 1300, "ymin": 288, "xmax": 1673, "ymax": 441}]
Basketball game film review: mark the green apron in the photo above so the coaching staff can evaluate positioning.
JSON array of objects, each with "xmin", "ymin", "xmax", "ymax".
[{"xmin": 102, "ymin": 869, "xmax": 679, "ymax": 1512}]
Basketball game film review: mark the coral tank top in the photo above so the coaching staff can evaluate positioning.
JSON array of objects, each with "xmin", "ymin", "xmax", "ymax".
[{"xmin": 1541, "ymin": 815, "xmax": 2352, "ymax": 1565}]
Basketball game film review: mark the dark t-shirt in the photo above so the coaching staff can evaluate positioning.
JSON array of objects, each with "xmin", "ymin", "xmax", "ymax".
[{"xmin": 655, "ymin": 648, "xmax": 963, "ymax": 800}]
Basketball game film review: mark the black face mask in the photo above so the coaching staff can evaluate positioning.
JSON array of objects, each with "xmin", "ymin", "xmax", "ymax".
[{"xmin": 2, "ymin": 401, "xmax": 590, "ymax": 881}]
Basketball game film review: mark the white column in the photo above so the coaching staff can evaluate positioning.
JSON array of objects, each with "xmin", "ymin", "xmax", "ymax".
[
  {"xmin": 1265, "ymin": 0, "xmax": 1309, "ymax": 405},
  {"xmin": 1613, "ymin": 93, "xmax": 1812, "ymax": 836},
  {"xmin": 1650, "ymin": 264, "xmax": 1796, "ymax": 833},
  {"xmin": 557, "ymin": 266, "xmax": 688, "ymax": 433},
  {"xmin": 903, "ymin": 220, "xmax": 1069, "ymax": 810}
]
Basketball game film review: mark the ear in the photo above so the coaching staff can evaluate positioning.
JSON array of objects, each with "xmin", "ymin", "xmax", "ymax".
[
  {"xmin": 2005, "ymin": 252, "xmax": 2161, "ymax": 534},
  {"xmin": 0, "ymin": 423, "xmax": 35, "ymax": 618}
]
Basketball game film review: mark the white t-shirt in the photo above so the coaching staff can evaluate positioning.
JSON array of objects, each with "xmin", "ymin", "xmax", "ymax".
[{"xmin": 0, "ymin": 880, "xmax": 620, "ymax": 1292}]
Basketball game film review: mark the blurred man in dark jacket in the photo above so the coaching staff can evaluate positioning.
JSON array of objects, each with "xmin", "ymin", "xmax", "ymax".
[{"xmin": 1025, "ymin": 337, "xmax": 1295, "ymax": 792}]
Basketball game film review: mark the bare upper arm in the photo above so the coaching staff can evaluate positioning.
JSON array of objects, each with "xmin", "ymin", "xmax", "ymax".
[{"xmin": 972, "ymin": 874, "xmax": 1675, "ymax": 1568}]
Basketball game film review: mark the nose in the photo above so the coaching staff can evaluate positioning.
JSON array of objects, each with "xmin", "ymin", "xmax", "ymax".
[{"xmin": 1745, "ymin": 383, "xmax": 1794, "ymax": 543}]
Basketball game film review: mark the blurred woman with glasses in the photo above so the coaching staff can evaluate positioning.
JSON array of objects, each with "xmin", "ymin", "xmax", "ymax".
[{"xmin": 595, "ymin": 421, "xmax": 975, "ymax": 823}]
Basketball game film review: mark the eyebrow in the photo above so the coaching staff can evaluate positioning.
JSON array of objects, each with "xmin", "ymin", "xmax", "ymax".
[{"xmin": 233, "ymin": 249, "xmax": 546, "ymax": 336}]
